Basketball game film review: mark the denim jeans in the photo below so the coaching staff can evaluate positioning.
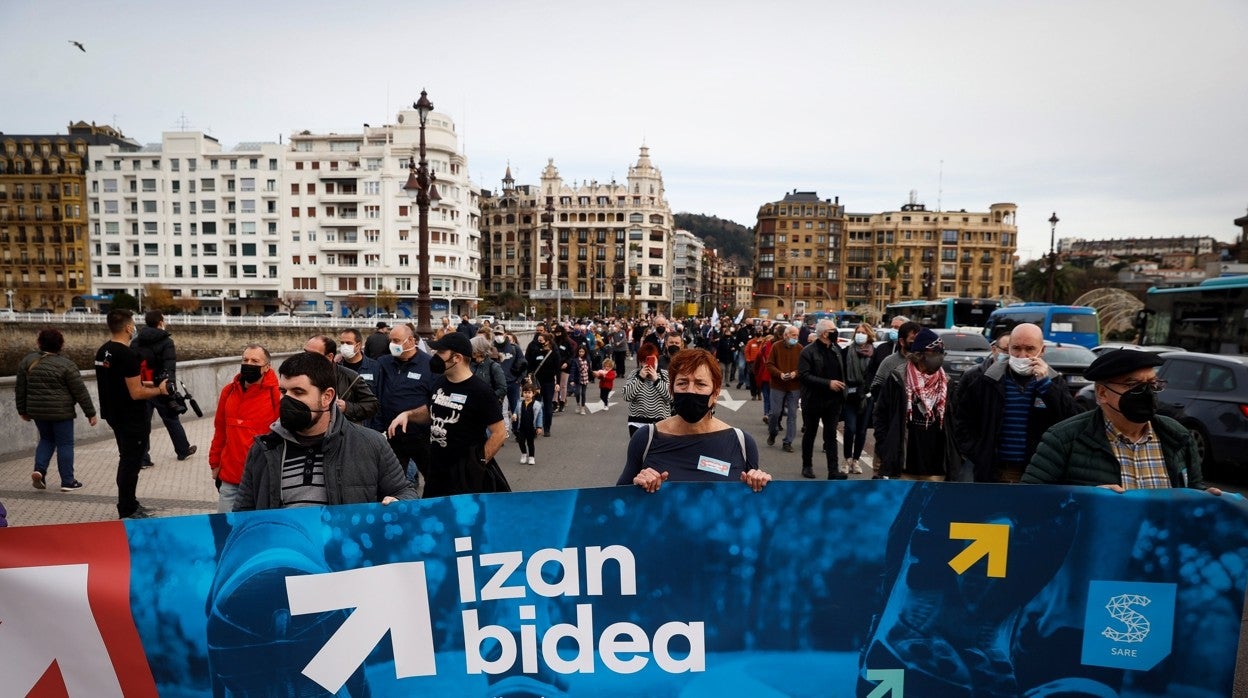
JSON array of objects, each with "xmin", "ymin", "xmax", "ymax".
[
  {"xmin": 735, "ymin": 352, "xmax": 747, "ymax": 386},
  {"xmin": 841, "ymin": 397, "xmax": 873, "ymax": 460},
  {"xmin": 217, "ymin": 481, "xmax": 240, "ymax": 514},
  {"xmin": 761, "ymin": 382, "xmax": 772, "ymax": 415},
  {"xmin": 145, "ymin": 398, "xmax": 192, "ymax": 461},
  {"xmin": 34, "ymin": 418, "xmax": 77, "ymax": 485},
  {"xmin": 768, "ymin": 388, "xmax": 799, "ymax": 445}
]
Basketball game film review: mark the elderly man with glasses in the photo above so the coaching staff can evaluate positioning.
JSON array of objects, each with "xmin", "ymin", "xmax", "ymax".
[{"xmin": 1023, "ymin": 349, "xmax": 1221, "ymax": 494}]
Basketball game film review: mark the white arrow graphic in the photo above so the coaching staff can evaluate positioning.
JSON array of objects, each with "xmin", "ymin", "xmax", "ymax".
[
  {"xmin": 0, "ymin": 564, "xmax": 123, "ymax": 698},
  {"xmin": 586, "ymin": 400, "xmax": 617, "ymax": 414},
  {"xmin": 286, "ymin": 562, "xmax": 436, "ymax": 693},
  {"xmin": 716, "ymin": 390, "xmax": 748, "ymax": 412}
]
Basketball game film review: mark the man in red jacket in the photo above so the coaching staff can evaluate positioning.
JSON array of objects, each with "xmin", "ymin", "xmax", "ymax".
[{"xmin": 208, "ymin": 344, "xmax": 280, "ymax": 513}]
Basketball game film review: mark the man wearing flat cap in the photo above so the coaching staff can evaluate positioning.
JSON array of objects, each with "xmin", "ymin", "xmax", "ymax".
[
  {"xmin": 1023, "ymin": 349, "xmax": 1220, "ymax": 494},
  {"xmin": 388, "ymin": 331, "xmax": 508, "ymax": 497}
]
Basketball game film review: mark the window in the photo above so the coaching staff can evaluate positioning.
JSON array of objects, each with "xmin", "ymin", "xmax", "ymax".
[
  {"xmin": 241, "ymin": 178, "xmax": 255, "ymax": 192},
  {"xmin": 201, "ymin": 178, "xmax": 215, "ymax": 192},
  {"xmin": 103, "ymin": 200, "xmax": 119, "ymax": 214},
  {"xmin": 143, "ymin": 201, "xmax": 157, "ymax": 213},
  {"xmin": 241, "ymin": 200, "xmax": 255, "ymax": 214},
  {"xmin": 103, "ymin": 179, "xmax": 118, "ymax": 193},
  {"xmin": 942, "ymin": 229, "xmax": 958, "ymax": 244},
  {"xmin": 241, "ymin": 243, "xmax": 257, "ymax": 256}
]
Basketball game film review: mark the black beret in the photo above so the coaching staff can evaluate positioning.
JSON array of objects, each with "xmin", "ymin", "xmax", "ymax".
[{"xmin": 1083, "ymin": 348, "xmax": 1164, "ymax": 382}]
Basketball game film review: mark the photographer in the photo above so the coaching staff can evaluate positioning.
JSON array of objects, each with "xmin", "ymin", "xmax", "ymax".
[
  {"xmin": 132, "ymin": 310, "xmax": 197, "ymax": 466},
  {"xmin": 97, "ymin": 310, "xmax": 171, "ymax": 519}
]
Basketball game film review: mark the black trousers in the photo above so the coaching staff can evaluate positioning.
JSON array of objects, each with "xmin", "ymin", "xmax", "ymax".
[
  {"xmin": 107, "ymin": 416, "xmax": 150, "ymax": 518},
  {"xmin": 801, "ymin": 400, "xmax": 842, "ymax": 472},
  {"xmin": 388, "ymin": 430, "xmax": 430, "ymax": 490}
]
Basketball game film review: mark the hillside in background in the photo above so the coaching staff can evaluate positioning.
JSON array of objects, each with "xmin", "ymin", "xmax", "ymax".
[{"xmin": 674, "ymin": 213, "xmax": 754, "ymax": 271}]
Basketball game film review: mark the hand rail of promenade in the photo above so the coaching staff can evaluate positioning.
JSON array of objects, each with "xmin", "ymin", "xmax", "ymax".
[{"xmin": 1, "ymin": 312, "xmax": 539, "ymax": 333}]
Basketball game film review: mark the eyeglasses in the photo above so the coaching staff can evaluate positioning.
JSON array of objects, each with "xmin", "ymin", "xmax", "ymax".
[{"xmin": 1108, "ymin": 379, "xmax": 1167, "ymax": 395}]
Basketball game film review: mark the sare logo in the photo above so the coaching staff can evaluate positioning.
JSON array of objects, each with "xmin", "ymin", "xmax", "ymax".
[{"xmin": 1081, "ymin": 581, "xmax": 1176, "ymax": 670}]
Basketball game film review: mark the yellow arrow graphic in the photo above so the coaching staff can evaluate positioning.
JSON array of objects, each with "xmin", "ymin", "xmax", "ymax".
[{"xmin": 947, "ymin": 522, "xmax": 1010, "ymax": 578}]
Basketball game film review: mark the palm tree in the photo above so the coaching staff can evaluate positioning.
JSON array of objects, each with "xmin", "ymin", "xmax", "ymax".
[{"xmin": 878, "ymin": 257, "xmax": 905, "ymax": 308}]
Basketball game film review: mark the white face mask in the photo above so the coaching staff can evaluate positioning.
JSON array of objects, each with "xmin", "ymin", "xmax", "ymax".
[
  {"xmin": 338, "ymin": 344, "xmax": 357, "ymax": 360},
  {"xmin": 389, "ymin": 342, "xmax": 405, "ymax": 357},
  {"xmin": 854, "ymin": 333, "xmax": 868, "ymax": 345},
  {"xmin": 1009, "ymin": 356, "xmax": 1033, "ymax": 375}
]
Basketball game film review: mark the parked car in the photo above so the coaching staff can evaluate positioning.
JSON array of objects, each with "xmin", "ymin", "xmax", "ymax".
[
  {"xmin": 1042, "ymin": 342, "xmax": 1097, "ymax": 397},
  {"xmin": 932, "ymin": 329, "xmax": 991, "ymax": 382},
  {"xmin": 472, "ymin": 315, "xmax": 496, "ymax": 325},
  {"xmin": 1151, "ymin": 352, "xmax": 1248, "ymax": 477},
  {"xmin": 1091, "ymin": 343, "xmax": 1185, "ymax": 356}
]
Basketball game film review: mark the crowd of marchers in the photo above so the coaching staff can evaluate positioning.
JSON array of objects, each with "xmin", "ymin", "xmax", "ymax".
[{"xmin": 3, "ymin": 308, "xmax": 1218, "ymax": 527}]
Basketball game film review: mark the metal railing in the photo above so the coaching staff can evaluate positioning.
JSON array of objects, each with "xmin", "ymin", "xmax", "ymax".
[{"xmin": 0, "ymin": 311, "xmax": 539, "ymax": 332}]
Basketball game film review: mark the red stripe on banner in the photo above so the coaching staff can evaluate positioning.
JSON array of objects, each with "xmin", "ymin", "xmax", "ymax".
[{"xmin": 0, "ymin": 522, "xmax": 157, "ymax": 697}]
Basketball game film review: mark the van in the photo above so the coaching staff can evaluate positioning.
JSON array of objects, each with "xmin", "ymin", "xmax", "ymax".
[{"xmin": 984, "ymin": 303, "xmax": 1100, "ymax": 349}]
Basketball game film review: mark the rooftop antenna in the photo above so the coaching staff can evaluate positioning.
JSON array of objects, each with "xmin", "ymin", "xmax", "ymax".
[
  {"xmin": 937, "ymin": 159, "xmax": 944, "ymax": 212},
  {"xmin": 175, "ymin": 112, "xmax": 191, "ymax": 131}
]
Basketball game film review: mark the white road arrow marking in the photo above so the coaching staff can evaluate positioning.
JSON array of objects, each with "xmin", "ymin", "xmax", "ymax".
[
  {"xmin": 0, "ymin": 564, "xmax": 123, "ymax": 697},
  {"xmin": 286, "ymin": 562, "xmax": 436, "ymax": 693},
  {"xmin": 586, "ymin": 400, "xmax": 617, "ymax": 414},
  {"xmin": 716, "ymin": 390, "xmax": 748, "ymax": 412}
]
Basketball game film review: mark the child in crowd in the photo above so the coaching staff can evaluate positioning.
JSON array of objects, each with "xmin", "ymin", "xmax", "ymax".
[
  {"xmin": 594, "ymin": 359, "xmax": 617, "ymax": 412},
  {"xmin": 512, "ymin": 383, "xmax": 542, "ymax": 465}
]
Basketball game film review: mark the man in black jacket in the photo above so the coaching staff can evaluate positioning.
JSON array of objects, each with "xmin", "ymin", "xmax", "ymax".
[
  {"xmin": 363, "ymin": 321, "xmax": 391, "ymax": 359},
  {"xmin": 304, "ymin": 335, "xmax": 379, "ymax": 424},
  {"xmin": 131, "ymin": 310, "xmax": 196, "ymax": 466},
  {"xmin": 797, "ymin": 319, "xmax": 848, "ymax": 479},
  {"xmin": 954, "ymin": 323, "xmax": 1076, "ymax": 482}
]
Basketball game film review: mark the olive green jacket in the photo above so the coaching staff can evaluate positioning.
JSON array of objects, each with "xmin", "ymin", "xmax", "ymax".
[
  {"xmin": 1022, "ymin": 408, "xmax": 1204, "ymax": 490},
  {"xmin": 16, "ymin": 351, "xmax": 96, "ymax": 422}
]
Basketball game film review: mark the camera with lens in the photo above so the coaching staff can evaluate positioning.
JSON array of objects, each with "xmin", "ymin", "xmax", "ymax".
[{"xmin": 156, "ymin": 371, "xmax": 204, "ymax": 418}]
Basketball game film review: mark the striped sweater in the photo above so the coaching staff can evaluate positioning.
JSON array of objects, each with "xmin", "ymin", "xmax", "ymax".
[{"xmin": 623, "ymin": 368, "xmax": 671, "ymax": 420}]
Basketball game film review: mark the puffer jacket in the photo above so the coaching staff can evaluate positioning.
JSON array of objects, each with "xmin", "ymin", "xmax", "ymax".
[
  {"xmin": 16, "ymin": 351, "xmax": 95, "ymax": 421},
  {"xmin": 472, "ymin": 357, "xmax": 507, "ymax": 400},
  {"xmin": 334, "ymin": 363, "xmax": 379, "ymax": 423},
  {"xmin": 209, "ymin": 368, "xmax": 281, "ymax": 486},
  {"xmin": 131, "ymin": 326, "xmax": 176, "ymax": 381},
  {"xmin": 1022, "ymin": 408, "xmax": 1205, "ymax": 489},
  {"xmin": 234, "ymin": 406, "xmax": 417, "ymax": 511}
]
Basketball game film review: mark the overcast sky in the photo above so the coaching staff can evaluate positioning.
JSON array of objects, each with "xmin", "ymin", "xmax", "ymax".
[{"xmin": 3, "ymin": 0, "xmax": 1245, "ymax": 260}]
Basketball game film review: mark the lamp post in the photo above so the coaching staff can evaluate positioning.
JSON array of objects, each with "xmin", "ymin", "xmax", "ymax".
[
  {"xmin": 541, "ymin": 199, "xmax": 556, "ymax": 321},
  {"xmin": 4, "ymin": 288, "xmax": 12, "ymax": 310},
  {"xmin": 402, "ymin": 90, "xmax": 441, "ymax": 339},
  {"xmin": 1046, "ymin": 211, "xmax": 1059, "ymax": 303}
]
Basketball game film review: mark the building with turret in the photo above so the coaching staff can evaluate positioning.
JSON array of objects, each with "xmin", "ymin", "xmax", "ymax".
[{"xmin": 480, "ymin": 147, "xmax": 674, "ymax": 317}]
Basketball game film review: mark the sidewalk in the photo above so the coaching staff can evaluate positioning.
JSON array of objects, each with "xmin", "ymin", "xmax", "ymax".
[{"xmin": 1, "ymin": 415, "xmax": 219, "ymax": 527}]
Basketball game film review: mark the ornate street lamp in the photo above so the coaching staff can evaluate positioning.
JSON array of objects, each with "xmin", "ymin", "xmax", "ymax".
[
  {"xmin": 402, "ymin": 90, "xmax": 441, "ymax": 339},
  {"xmin": 1046, "ymin": 212, "xmax": 1060, "ymax": 303},
  {"xmin": 541, "ymin": 199, "xmax": 556, "ymax": 320}
]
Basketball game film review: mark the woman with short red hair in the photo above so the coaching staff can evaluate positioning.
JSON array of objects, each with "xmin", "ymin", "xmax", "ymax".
[{"xmin": 617, "ymin": 349, "xmax": 770, "ymax": 493}]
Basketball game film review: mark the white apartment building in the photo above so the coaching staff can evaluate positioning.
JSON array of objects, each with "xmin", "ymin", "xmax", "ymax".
[
  {"xmin": 672, "ymin": 229, "xmax": 703, "ymax": 310},
  {"xmin": 284, "ymin": 110, "xmax": 481, "ymax": 318},
  {"xmin": 87, "ymin": 132, "xmax": 286, "ymax": 313}
]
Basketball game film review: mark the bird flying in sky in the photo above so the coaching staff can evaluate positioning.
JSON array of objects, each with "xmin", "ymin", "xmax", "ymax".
[{"xmin": 69, "ymin": 41, "xmax": 86, "ymax": 52}]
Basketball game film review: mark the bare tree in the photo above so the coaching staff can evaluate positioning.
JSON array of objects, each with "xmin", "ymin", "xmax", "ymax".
[
  {"xmin": 344, "ymin": 293, "xmax": 370, "ymax": 317},
  {"xmin": 174, "ymin": 296, "xmax": 200, "ymax": 315},
  {"xmin": 278, "ymin": 292, "xmax": 306, "ymax": 313}
]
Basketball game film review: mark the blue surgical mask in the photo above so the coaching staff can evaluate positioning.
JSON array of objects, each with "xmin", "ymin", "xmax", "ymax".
[
  {"xmin": 887, "ymin": 329, "xmax": 899, "ymax": 342},
  {"xmin": 854, "ymin": 333, "xmax": 868, "ymax": 345},
  {"xmin": 787, "ymin": 337, "xmax": 799, "ymax": 347}
]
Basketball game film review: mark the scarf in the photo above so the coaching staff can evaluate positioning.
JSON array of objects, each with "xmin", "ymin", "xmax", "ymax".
[{"xmin": 904, "ymin": 360, "xmax": 948, "ymax": 428}]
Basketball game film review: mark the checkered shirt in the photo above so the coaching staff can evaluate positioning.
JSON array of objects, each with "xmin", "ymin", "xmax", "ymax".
[{"xmin": 1104, "ymin": 419, "xmax": 1170, "ymax": 490}]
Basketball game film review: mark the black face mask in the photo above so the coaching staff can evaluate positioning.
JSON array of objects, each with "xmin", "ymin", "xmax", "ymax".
[
  {"xmin": 429, "ymin": 354, "xmax": 447, "ymax": 374},
  {"xmin": 280, "ymin": 395, "xmax": 326, "ymax": 433},
  {"xmin": 240, "ymin": 364, "xmax": 262, "ymax": 384},
  {"xmin": 667, "ymin": 346, "xmax": 680, "ymax": 356},
  {"xmin": 1110, "ymin": 386, "xmax": 1158, "ymax": 424},
  {"xmin": 672, "ymin": 391, "xmax": 713, "ymax": 423},
  {"xmin": 921, "ymin": 353, "xmax": 945, "ymax": 373}
]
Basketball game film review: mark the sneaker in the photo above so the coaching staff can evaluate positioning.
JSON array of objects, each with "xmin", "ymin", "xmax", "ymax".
[
  {"xmin": 602, "ymin": 404, "xmax": 610, "ymax": 411},
  {"xmin": 60, "ymin": 480, "xmax": 85, "ymax": 492},
  {"xmin": 767, "ymin": 433, "xmax": 776, "ymax": 447},
  {"xmin": 520, "ymin": 454, "xmax": 529, "ymax": 465},
  {"xmin": 782, "ymin": 442, "xmax": 794, "ymax": 453},
  {"xmin": 851, "ymin": 460, "xmax": 864, "ymax": 474},
  {"xmin": 124, "ymin": 506, "xmax": 158, "ymax": 520},
  {"xmin": 140, "ymin": 460, "xmax": 155, "ymax": 469},
  {"xmin": 31, "ymin": 471, "xmax": 46, "ymax": 489},
  {"xmin": 838, "ymin": 461, "xmax": 850, "ymax": 475},
  {"xmin": 528, "ymin": 456, "xmax": 536, "ymax": 465},
  {"xmin": 177, "ymin": 445, "xmax": 198, "ymax": 461}
]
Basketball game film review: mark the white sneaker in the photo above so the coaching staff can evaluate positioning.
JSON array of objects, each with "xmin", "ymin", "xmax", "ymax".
[
  {"xmin": 837, "ymin": 461, "xmax": 850, "ymax": 475},
  {"xmin": 528, "ymin": 456, "xmax": 536, "ymax": 465},
  {"xmin": 602, "ymin": 404, "xmax": 609, "ymax": 411},
  {"xmin": 851, "ymin": 459, "xmax": 863, "ymax": 474},
  {"xmin": 519, "ymin": 454, "xmax": 528, "ymax": 465}
]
